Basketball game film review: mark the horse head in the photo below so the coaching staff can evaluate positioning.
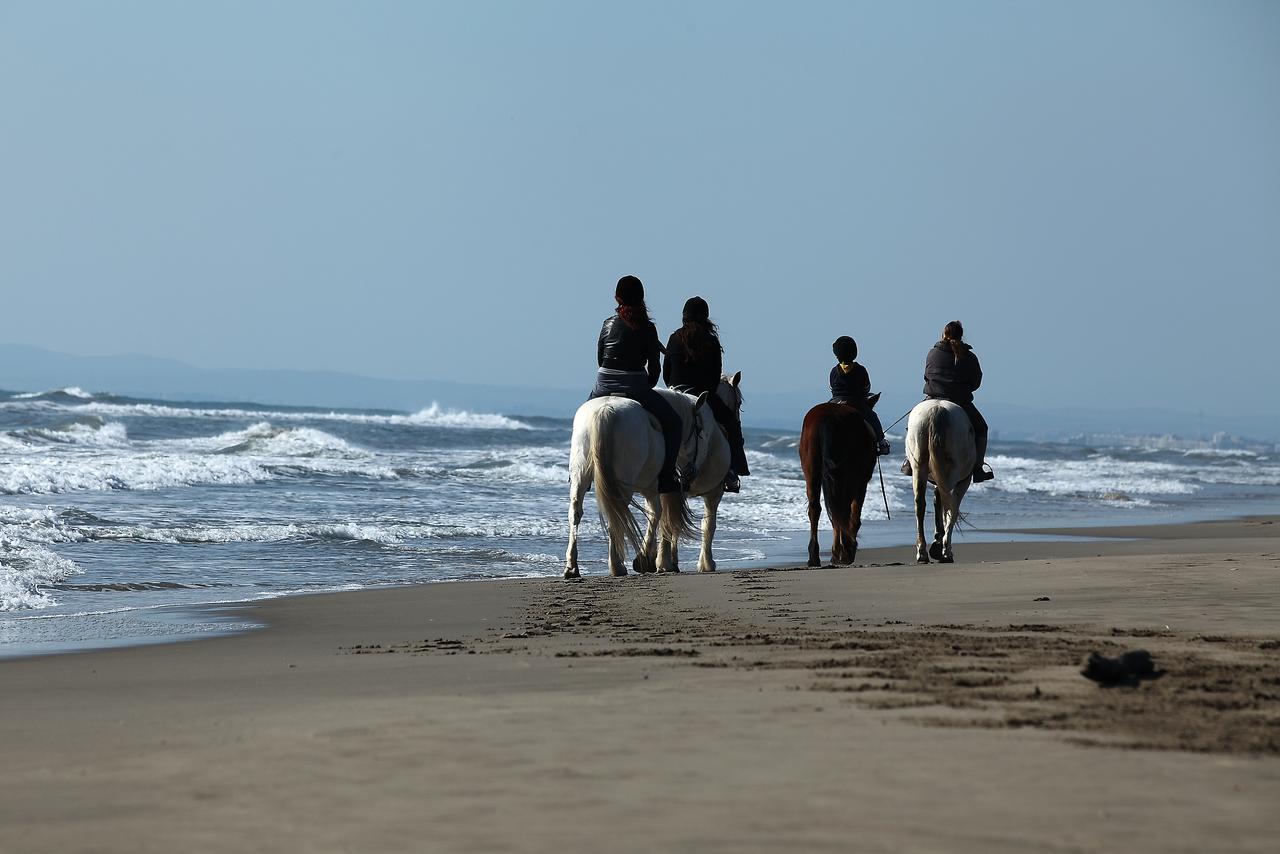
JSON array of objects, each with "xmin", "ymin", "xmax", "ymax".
[{"xmin": 717, "ymin": 370, "xmax": 744, "ymax": 416}]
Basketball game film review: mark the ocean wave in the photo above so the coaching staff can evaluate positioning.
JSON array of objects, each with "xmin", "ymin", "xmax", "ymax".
[
  {"xmin": 16, "ymin": 399, "xmax": 536, "ymax": 430},
  {"xmin": 985, "ymin": 454, "xmax": 1198, "ymax": 497},
  {"xmin": 165, "ymin": 422, "xmax": 371, "ymax": 459},
  {"xmin": 0, "ymin": 537, "xmax": 83, "ymax": 611},
  {"xmin": 7, "ymin": 420, "xmax": 129, "ymax": 449},
  {"xmin": 0, "ymin": 454, "xmax": 267, "ymax": 496},
  {"xmin": 11, "ymin": 387, "xmax": 95, "ymax": 401},
  {"xmin": 78, "ymin": 520, "xmax": 416, "ymax": 546}
]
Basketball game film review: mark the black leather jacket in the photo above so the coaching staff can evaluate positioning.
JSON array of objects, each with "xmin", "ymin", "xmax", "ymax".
[
  {"xmin": 923, "ymin": 341, "xmax": 982, "ymax": 403},
  {"xmin": 598, "ymin": 315, "xmax": 662, "ymax": 387}
]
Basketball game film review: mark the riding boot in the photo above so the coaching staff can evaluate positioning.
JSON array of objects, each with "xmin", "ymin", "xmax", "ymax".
[
  {"xmin": 971, "ymin": 432, "xmax": 994, "ymax": 482},
  {"xmin": 659, "ymin": 434, "xmax": 682, "ymax": 494},
  {"xmin": 729, "ymin": 434, "xmax": 750, "ymax": 477},
  {"xmin": 707, "ymin": 394, "xmax": 750, "ymax": 477}
]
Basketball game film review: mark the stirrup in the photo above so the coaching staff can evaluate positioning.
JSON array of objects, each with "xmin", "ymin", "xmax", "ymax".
[
  {"xmin": 877, "ymin": 439, "xmax": 891, "ymax": 456},
  {"xmin": 971, "ymin": 464, "xmax": 995, "ymax": 483},
  {"xmin": 723, "ymin": 473, "xmax": 741, "ymax": 494}
]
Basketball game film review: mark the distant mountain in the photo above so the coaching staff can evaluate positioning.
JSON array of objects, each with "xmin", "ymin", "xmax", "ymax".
[{"xmin": 2, "ymin": 342, "xmax": 1276, "ymax": 442}]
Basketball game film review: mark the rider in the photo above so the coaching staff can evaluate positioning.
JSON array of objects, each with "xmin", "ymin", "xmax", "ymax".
[
  {"xmin": 590, "ymin": 275, "xmax": 683, "ymax": 493},
  {"xmin": 663, "ymin": 296, "xmax": 750, "ymax": 493},
  {"xmin": 829, "ymin": 336, "xmax": 890, "ymax": 456},
  {"xmin": 904, "ymin": 320, "xmax": 993, "ymax": 483}
]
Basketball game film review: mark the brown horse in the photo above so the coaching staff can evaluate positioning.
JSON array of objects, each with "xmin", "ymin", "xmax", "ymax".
[{"xmin": 798, "ymin": 395, "xmax": 880, "ymax": 567}]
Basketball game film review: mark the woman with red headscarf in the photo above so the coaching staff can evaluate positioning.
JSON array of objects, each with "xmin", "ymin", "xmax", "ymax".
[{"xmin": 589, "ymin": 275, "xmax": 683, "ymax": 494}]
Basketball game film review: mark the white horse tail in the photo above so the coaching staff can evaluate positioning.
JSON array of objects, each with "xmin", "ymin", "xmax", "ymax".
[
  {"xmin": 589, "ymin": 404, "xmax": 645, "ymax": 556},
  {"xmin": 661, "ymin": 485, "xmax": 697, "ymax": 545},
  {"xmin": 926, "ymin": 406, "xmax": 959, "ymax": 517}
]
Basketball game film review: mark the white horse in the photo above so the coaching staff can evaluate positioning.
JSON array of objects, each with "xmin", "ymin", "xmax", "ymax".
[
  {"xmin": 565, "ymin": 373, "xmax": 742, "ymax": 578},
  {"xmin": 905, "ymin": 399, "xmax": 976, "ymax": 564}
]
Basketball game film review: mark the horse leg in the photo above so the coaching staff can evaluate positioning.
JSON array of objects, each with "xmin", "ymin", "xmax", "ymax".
[
  {"xmin": 913, "ymin": 471, "xmax": 930, "ymax": 564},
  {"xmin": 698, "ymin": 487, "xmax": 722, "ymax": 573},
  {"xmin": 942, "ymin": 482, "xmax": 968, "ymax": 563},
  {"xmin": 806, "ymin": 481, "xmax": 822, "ymax": 567},
  {"xmin": 929, "ymin": 488, "xmax": 946, "ymax": 562},
  {"xmin": 845, "ymin": 496, "xmax": 862, "ymax": 565},
  {"xmin": 832, "ymin": 527, "xmax": 849, "ymax": 566},
  {"xmin": 565, "ymin": 473, "xmax": 588, "ymax": 579},
  {"xmin": 656, "ymin": 493, "xmax": 681, "ymax": 573},
  {"xmin": 633, "ymin": 493, "xmax": 659, "ymax": 574},
  {"xmin": 607, "ymin": 513, "xmax": 628, "ymax": 577}
]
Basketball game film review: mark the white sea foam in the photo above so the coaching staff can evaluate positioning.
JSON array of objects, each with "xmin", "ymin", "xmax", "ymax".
[
  {"xmin": 79, "ymin": 520, "xmax": 416, "ymax": 546},
  {"xmin": 12, "ymin": 387, "xmax": 94, "ymax": 400},
  {"xmin": 19, "ymin": 421, "xmax": 130, "ymax": 448},
  {"xmin": 0, "ymin": 538, "xmax": 82, "ymax": 611},
  {"xmin": 986, "ymin": 454, "xmax": 1198, "ymax": 497},
  {"xmin": 166, "ymin": 422, "xmax": 370, "ymax": 459},
  {"xmin": 19, "ymin": 399, "xmax": 537, "ymax": 430},
  {"xmin": 0, "ymin": 454, "xmax": 267, "ymax": 496}
]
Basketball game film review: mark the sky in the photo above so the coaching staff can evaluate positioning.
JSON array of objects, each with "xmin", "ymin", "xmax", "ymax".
[{"xmin": 1, "ymin": 1, "xmax": 1277, "ymax": 421}]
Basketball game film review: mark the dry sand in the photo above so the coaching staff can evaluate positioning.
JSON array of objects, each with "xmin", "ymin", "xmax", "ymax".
[{"xmin": 2, "ymin": 517, "xmax": 1278, "ymax": 853}]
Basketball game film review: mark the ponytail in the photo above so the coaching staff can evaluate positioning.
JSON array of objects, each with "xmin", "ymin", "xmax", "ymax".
[{"xmin": 942, "ymin": 320, "xmax": 965, "ymax": 360}]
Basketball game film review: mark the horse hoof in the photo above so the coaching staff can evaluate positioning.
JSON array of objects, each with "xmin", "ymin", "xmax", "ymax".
[
  {"xmin": 632, "ymin": 557, "xmax": 655, "ymax": 574},
  {"xmin": 563, "ymin": 567, "xmax": 580, "ymax": 580},
  {"xmin": 698, "ymin": 564, "xmax": 717, "ymax": 573},
  {"xmin": 928, "ymin": 542, "xmax": 945, "ymax": 561},
  {"xmin": 939, "ymin": 555, "xmax": 954, "ymax": 564},
  {"xmin": 916, "ymin": 555, "xmax": 930, "ymax": 565},
  {"xmin": 610, "ymin": 567, "xmax": 628, "ymax": 577},
  {"xmin": 657, "ymin": 567, "xmax": 681, "ymax": 574}
]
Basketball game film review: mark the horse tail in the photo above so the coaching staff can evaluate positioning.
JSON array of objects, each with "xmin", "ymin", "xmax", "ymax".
[
  {"xmin": 819, "ymin": 415, "xmax": 850, "ymax": 533},
  {"xmin": 589, "ymin": 404, "xmax": 645, "ymax": 556},
  {"xmin": 660, "ymin": 488, "xmax": 697, "ymax": 545},
  {"xmin": 659, "ymin": 401, "xmax": 697, "ymax": 544},
  {"xmin": 927, "ymin": 406, "xmax": 957, "ymax": 517}
]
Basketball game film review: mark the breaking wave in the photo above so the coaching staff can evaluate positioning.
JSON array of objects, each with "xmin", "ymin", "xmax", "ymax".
[{"xmin": 16, "ymin": 399, "xmax": 536, "ymax": 430}]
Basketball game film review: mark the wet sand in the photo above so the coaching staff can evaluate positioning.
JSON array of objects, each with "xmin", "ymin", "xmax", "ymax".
[{"xmin": 2, "ymin": 517, "xmax": 1278, "ymax": 852}]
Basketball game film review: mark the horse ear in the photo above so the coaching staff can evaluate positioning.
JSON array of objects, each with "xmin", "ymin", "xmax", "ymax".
[
  {"xmin": 730, "ymin": 371, "xmax": 741, "ymax": 387},
  {"xmin": 695, "ymin": 391, "xmax": 710, "ymax": 409}
]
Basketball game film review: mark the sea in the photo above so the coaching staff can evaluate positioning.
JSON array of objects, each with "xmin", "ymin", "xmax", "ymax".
[{"xmin": 3, "ymin": 387, "xmax": 1278, "ymax": 657}]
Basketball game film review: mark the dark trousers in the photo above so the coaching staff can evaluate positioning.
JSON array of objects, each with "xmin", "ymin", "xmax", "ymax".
[
  {"xmin": 832, "ymin": 398, "xmax": 885, "ymax": 441},
  {"xmin": 705, "ymin": 393, "xmax": 750, "ymax": 476},
  {"xmin": 590, "ymin": 373, "xmax": 681, "ymax": 492}
]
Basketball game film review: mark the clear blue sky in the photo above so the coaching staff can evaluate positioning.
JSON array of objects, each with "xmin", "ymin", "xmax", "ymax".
[{"xmin": 1, "ymin": 1, "xmax": 1276, "ymax": 417}]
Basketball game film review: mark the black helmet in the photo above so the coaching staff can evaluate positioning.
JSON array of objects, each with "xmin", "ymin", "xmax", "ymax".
[{"xmin": 833, "ymin": 336, "xmax": 857, "ymax": 362}]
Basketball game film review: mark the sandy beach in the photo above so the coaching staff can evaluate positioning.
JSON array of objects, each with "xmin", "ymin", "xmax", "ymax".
[{"xmin": 2, "ymin": 517, "xmax": 1278, "ymax": 853}]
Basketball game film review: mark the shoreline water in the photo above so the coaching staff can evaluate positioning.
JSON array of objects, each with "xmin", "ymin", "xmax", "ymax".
[
  {"xmin": 2, "ymin": 513, "xmax": 1276, "ymax": 852},
  {"xmin": 5, "ymin": 387, "xmax": 1279, "ymax": 656},
  {"xmin": 4, "ymin": 513, "xmax": 1276, "ymax": 661}
]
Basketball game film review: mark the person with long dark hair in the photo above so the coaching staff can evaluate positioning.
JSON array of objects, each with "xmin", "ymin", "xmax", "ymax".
[
  {"xmin": 905, "ymin": 320, "xmax": 993, "ymax": 482},
  {"xmin": 590, "ymin": 275, "xmax": 683, "ymax": 493},
  {"xmin": 662, "ymin": 296, "xmax": 749, "ymax": 493}
]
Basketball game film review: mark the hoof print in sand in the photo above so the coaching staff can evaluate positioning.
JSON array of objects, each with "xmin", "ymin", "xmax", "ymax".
[{"xmin": 1081, "ymin": 649, "xmax": 1162, "ymax": 687}]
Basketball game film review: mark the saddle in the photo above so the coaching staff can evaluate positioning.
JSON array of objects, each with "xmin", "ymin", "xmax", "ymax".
[{"xmin": 608, "ymin": 393, "xmax": 662, "ymax": 431}]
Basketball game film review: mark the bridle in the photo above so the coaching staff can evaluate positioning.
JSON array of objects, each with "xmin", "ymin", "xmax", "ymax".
[{"xmin": 671, "ymin": 386, "xmax": 711, "ymax": 480}]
